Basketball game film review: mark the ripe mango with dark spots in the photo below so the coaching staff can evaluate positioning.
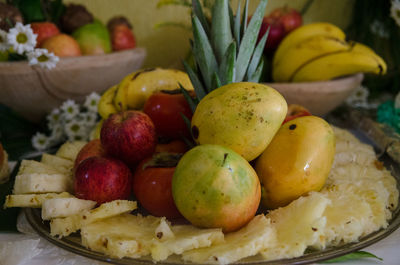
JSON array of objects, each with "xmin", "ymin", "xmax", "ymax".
[
  {"xmin": 172, "ymin": 144, "xmax": 261, "ymax": 232},
  {"xmin": 191, "ymin": 82, "xmax": 287, "ymax": 161},
  {"xmin": 255, "ymin": 116, "xmax": 335, "ymax": 209}
]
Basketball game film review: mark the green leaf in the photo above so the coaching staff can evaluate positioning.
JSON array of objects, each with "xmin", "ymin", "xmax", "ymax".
[
  {"xmin": 219, "ymin": 41, "xmax": 236, "ymax": 85},
  {"xmin": 211, "ymin": 0, "xmax": 233, "ymax": 63},
  {"xmin": 247, "ymin": 27, "xmax": 269, "ymax": 80},
  {"xmin": 321, "ymin": 251, "xmax": 383, "ymax": 263},
  {"xmin": 17, "ymin": 0, "xmax": 45, "ymax": 23},
  {"xmin": 248, "ymin": 57, "xmax": 264, "ymax": 82},
  {"xmin": 240, "ymin": 0, "xmax": 249, "ymax": 38},
  {"xmin": 233, "ymin": 1, "xmax": 242, "ymax": 48},
  {"xmin": 212, "ymin": 72, "xmax": 222, "ymax": 90},
  {"xmin": 157, "ymin": 0, "xmax": 191, "ymax": 8},
  {"xmin": 192, "ymin": 0, "xmax": 211, "ymax": 36},
  {"xmin": 179, "ymin": 113, "xmax": 196, "ymax": 148},
  {"xmin": 183, "ymin": 60, "xmax": 208, "ymax": 99},
  {"xmin": 192, "ymin": 15, "xmax": 218, "ymax": 90},
  {"xmin": 235, "ymin": 0, "xmax": 268, "ymax": 82},
  {"xmin": 179, "ymin": 84, "xmax": 198, "ymax": 113}
]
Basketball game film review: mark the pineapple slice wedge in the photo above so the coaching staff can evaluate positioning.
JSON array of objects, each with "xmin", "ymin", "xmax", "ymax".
[
  {"xmin": 81, "ymin": 214, "xmax": 224, "ymax": 261},
  {"xmin": 41, "ymin": 153, "xmax": 74, "ymax": 176},
  {"xmin": 182, "ymin": 215, "xmax": 275, "ymax": 265},
  {"xmin": 55, "ymin": 141, "xmax": 87, "ymax": 161},
  {"xmin": 42, "ymin": 197, "xmax": 96, "ymax": 220},
  {"xmin": 260, "ymin": 192, "xmax": 330, "ymax": 261},
  {"xmin": 13, "ymin": 173, "xmax": 71, "ymax": 194},
  {"xmin": 50, "ymin": 200, "xmax": 137, "ymax": 237},
  {"xmin": 4, "ymin": 192, "xmax": 72, "ymax": 208},
  {"xmin": 18, "ymin": 160, "xmax": 65, "ymax": 175}
]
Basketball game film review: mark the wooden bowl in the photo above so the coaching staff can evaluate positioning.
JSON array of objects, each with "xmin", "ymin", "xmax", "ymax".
[
  {"xmin": 266, "ymin": 73, "xmax": 364, "ymax": 117},
  {"xmin": 0, "ymin": 48, "xmax": 146, "ymax": 122}
]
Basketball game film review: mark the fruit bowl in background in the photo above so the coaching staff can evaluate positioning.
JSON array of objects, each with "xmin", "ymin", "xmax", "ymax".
[
  {"xmin": 0, "ymin": 48, "xmax": 146, "ymax": 123},
  {"xmin": 266, "ymin": 73, "xmax": 364, "ymax": 117}
]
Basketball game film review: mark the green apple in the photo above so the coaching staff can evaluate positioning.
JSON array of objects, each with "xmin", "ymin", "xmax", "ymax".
[{"xmin": 72, "ymin": 19, "xmax": 111, "ymax": 55}]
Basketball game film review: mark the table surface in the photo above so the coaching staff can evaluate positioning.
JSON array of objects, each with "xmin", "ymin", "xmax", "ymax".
[{"xmin": 0, "ymin": 213, "xmax": 399, "ymax": 265}]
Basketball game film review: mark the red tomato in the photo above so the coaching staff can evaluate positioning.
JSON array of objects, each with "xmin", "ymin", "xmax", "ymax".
[
  {"xmin": 133, "ymin": 155, "xmax": 182, "ymax": 219},
  {"xmin": 283, "ymin": 104, "xmax": 311, "ymax": 124},
  {"xmin": 143, "ymin": 91, "xmax": 193, "ymax": 140}
]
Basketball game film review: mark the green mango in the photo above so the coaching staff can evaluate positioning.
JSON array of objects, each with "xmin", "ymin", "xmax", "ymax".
[
  {"xmin": 191, "ymin": 82, "xmax": 287, "ymax": 161},
  {"xmin": 172, "ymin": 144, "xmax": 260, "ymax": 232},
  {"xmin": 72, "ymin": 19, "xmax": 111, "ymax": 55}
]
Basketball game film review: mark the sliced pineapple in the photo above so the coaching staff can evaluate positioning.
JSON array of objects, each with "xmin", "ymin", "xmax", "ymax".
[
  {"xmin": 50, "ymin": 200, "xmax": 137, "ymax": 237},
  {"xmin": 182, "ymin": 215, "xmax": 275, "ymax": 265},
  {"xmin": 13, "ymin": 173, "xmax": 71, "ymax": 194},
  {"xmin": 41, "ymin": 153, "xmax": 74, "ymax": 175},
  {"xmin": 55, "ymin": 141, "xmax": 87, "ymax": 161},
  {"xmin": 42, "ymin": 197, "xmax": 97, "ymax": 220},
  {"xmin": 260, "ymin": 192, "xmax": 330, "ymax": 261},
  {"xmin": 18, "ymin": 160, "xmax": 64, "ymax": 175},
  {"xmin": 4, "ymin": 192, "xmax": 72, "ymax": 208}
]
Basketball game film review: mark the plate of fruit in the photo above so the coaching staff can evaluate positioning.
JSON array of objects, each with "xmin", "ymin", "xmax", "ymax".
[{"xmin": 3, "ymin": 0, "xmax": 399, "ymax": 264}]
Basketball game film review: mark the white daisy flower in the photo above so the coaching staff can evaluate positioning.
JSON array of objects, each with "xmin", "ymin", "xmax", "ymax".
[
  {"xmin": 46, "ymin": 108, "xmax": 63, "ymax": 129},
  {"xmin": 84, "ymin": 92, "xmax": 101, "ymax": 112},
  {"xmin": 31, "ymin": 132, "xmax": 50, "ymax": 151},
  {"xmin": 7, "ymin": 22, "xmax": 37, "ymax": 54},
  {"xmin": 0, "ymin": 30, "xmax": 9, "ymax": 52},
  {"xmin": 370, "ymin": 19, "xmax": 389, "ymax": 39},
  {"xmin": 49, "ymin": 124, "xmax": 66, "ymax": 145},
  {"xmin": 82, "ymin": 112, "xmax": 99, "ymax": 127},
  {"xmin": 27, "ymin": 48, "xmax": 59, "ymax": 69},
  {"xmin": 346, "ymin": 85, "xmax": 370, "ymax": 108},
  {"xmin": 64, "ymin": 120, "xmax": 89, "ymax": 141},
  {"xmin": 60, "ymin": 99, "xmax": 80, "ymax": 120},
  {"xmin": 391, "ymin": 0, "xmax": 400, "ymax": 27}
]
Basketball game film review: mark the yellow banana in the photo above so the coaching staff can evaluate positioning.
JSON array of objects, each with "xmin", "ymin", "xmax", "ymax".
[
  {"xmin": 98, "ymin": 85, "xmax": 118, "ymax": 119},
  {"xmin": 350, "ymin": 41, "xmax": 387, "ymax": 74},
  {"xmin": 89, "ymin": 119, "xmax": 104, "ymax": 140},
  {"xmin": 273, "ymin": 22, "xmax": 346, "ymax": 71},
  {"xmin": 113, "ymin": 68, "xmax": 194, "ymax": 111},
  {"xmin": 273, "ymin": 35, "xmax": 351, "ymax": 82},
  {"xmin": 291, "ymin": 49, "xmax": 385, "ymax": 82}
]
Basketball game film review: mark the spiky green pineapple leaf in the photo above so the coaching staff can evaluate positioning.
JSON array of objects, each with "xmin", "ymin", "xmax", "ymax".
[
  {"xmin": 235, "ymin": 0, "xmax": 268, "ymax": 82},
  {"xmin": 241, "ymin": 0, "xmax": 249, "ymax": 38},
  {"xmin": 212, "ymin": 72, "xmax": 222, "ymax": 90},
  {"xmin": 233, "ymin": 1, "xmax": 242, "ymax": 48},
  {"xmin": 247, "ymin": 27, "xmax": 269, "ymax": 80},
  {"xmin": 219, "ymin": 41, "xmax": 236, "ymax": 85},
  {"xmin": 179, "ymin": 83, "xmax": 198, "ymax": 113},
  {"xmin": 192, "ymin": 15, "xmax": 219, "ymax": 90},
  {"xmin": 192, "ymin": 0, "xmax": 210, "ymax": 36},
  {"xmin": 211, "ymin": 0, "xmax": 233, "ymax": 63},
  {"xmin": 248, "ymin": 57, "xmax": 264, "ymax": 82},
  {"xmin": 183, "ymin": 60, "xmax": 208, "ymax": 99}
]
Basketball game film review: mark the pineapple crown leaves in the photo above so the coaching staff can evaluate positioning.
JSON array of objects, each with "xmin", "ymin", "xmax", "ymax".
[{"xmin": 182, "ymin": 0, "xmax": 269, "ymax": 110}]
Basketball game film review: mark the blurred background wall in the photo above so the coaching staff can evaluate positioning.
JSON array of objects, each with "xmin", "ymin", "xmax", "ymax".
[{"xmin": 65, "ymin": 0, "xmax": 356, "ymax": 68}]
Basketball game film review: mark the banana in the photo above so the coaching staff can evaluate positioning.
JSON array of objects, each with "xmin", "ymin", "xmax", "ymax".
[
  {"xmin": 272, "ymin": 35, "xmax": 351, "ymax": 82},
  {"xmin": 350, "ymin": 41, "xmax": 387, "ymax": 74},
  {"xmin": 291, "ymin": 49, "xmax": 385, "ymax": 82},
  {"xmin": 98, "ymin": 85, "xmax": 118, "ymax": 119},
  {"xmin": 89, "ymin": 119, "xmax": 103, "ymax": 140},
  {"xmin": 273, "ymin": 22, "xmax": 346, "ymax": 71},
  {"xmin": 113, "ymin": 68, "xmax": 194, "ymax": 111}
]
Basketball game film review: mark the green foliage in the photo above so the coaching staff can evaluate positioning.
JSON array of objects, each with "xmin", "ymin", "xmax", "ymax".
[
  {"xmin": 7, "ymin": 0, "xmax": 65, "ymax": 24},
  {"xmin": 321, "ymin": 251, "xmax": 383, "ymax": 263}
]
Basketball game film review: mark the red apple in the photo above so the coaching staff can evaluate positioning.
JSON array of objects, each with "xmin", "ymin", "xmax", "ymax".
[
  {"xmin": 268, "ymin": 6, "xmax": 302, "ymax": 34},
  {"xmin": 74, "ymin": 156, "xmax": 132, "ymax": 204},
  {"xmin": 31, "ymin": 22, "xmax": 60, "ymax": 47},
  {"xmin": 259, "ymin": 17, "xmax": 286, "ymax": 53},
  {"xmin": 283, "ymin": 104, "xmax": 312, "ymax": 124},
  {"xmin": 110, "ymin": 24, "xmax": 136, "ymax": 51},
  {"xmin": 100, "ymin": 110, "xmax": 157, "ymax": 167},
  {"xmin": 74, "ymin": 139, "xmax": 107, "ymax": 171},
  {"xmin": 40, "ymin": 34, "xmax": 82, "ymax": 57}
]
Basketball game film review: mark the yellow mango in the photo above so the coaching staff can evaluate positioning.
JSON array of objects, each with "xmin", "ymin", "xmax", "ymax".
[{"xmin": 255, "ymin": 116, "xmax": 335, "ymax": 209}]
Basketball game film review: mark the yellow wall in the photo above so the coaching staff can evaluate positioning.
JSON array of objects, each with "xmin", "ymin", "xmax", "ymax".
[{"xmin": 66, "ymin": 0, "xmax": 355, "ymax": 68}]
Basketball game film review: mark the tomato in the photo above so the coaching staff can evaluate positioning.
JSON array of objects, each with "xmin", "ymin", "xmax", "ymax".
[
  {"xmin": 283, "ymin": 104, "xmax": 311, "ymax": 124},
  {"xmin": 155, "ymin": 140, "xmax": 189, "ymax": 154},
  {"xmin": 143, "ymin": 90, "xmax": 193, "ymax": 140},
  {"xmin": 133, "ymin": 154, "xmax": 183, "ymax": 219}
]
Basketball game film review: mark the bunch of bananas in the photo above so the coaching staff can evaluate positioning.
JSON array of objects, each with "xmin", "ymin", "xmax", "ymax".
[
  {"xmin": 272, "ymin": 22, "xmax": 387, "ymax": 82},
  {"xmin": 97, "ymin": 68, "xmax": 194, "ymax": 119}
]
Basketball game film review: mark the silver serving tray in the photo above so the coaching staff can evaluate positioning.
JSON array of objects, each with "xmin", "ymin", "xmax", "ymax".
[{"xmin": 24, "ymin": 108, "xmax": 400, "ymax": 264}]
